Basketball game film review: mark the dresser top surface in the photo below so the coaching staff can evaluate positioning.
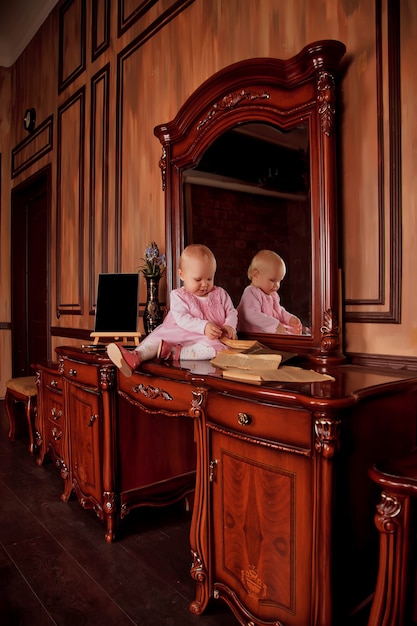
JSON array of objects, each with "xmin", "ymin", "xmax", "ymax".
[{"xmin": 53, "ymin": 346, "xmax": 417, "ymax": 409}]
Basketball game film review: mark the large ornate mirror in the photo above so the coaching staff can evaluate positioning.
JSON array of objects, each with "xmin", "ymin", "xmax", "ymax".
[{"xmin": 155, "ymin": 40, "xmax": 346, "ymax": 363}]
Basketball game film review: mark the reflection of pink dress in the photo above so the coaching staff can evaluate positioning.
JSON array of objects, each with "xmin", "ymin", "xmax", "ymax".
[
  {"xmin": 141, "ymin": 285, "xmax": 238, "ymax": 353},
  {"xmin": 237, "ymin": 285, "xmax": 293, "ymax": 333}
]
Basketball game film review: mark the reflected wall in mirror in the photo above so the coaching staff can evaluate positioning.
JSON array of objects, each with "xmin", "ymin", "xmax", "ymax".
[
  {"xmin": 155, "ymin": 40, "xmax": 346, "ymax": 363},
  {"xmin": 184, "ymin": 122, "xmax": 311, "ymax": 331}
]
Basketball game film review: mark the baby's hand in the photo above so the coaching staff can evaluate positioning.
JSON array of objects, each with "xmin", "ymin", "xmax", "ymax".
[
  {"xmin": 289, "ymin": 316, "xmax": 302, "ymax": 334},
  {"xmin": 205, "ymin": 321, "xmax": 222, "ymax": 340},
  {"xmin": 221, "ymin": 325, "xmax": 237, "ymax": 340},
  {"xmin": 275, "ymin": 323, "xmax": 287, "ymax": 335}
]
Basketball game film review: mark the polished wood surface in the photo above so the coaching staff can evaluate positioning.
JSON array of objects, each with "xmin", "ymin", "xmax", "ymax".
[
  {"xmin": 36, "ymin": 347, "xmax": 196, "ymax": 542},
  {"xmin": 180, "ymin": 361, "xmax": 417, "ymax": 625},
  {"xmin": 367, "ymin": 450, "xmax": 417, "ymax": 626},
  {"xmin": 24, "ymin": 347, "xmax": 417, "ymax": 624}
]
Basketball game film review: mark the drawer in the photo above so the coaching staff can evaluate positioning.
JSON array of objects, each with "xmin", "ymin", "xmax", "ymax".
[
  {"xmin": 118, "ymin": 371, "xmax": 193, "ymax": 415},
  {"xmin": 42, "ymin": 370, "xmax": 63, "ymax": 394},
  {"xmin": 62, "ymin": 359, "xmax": 102, "ymax": 388},
  {"xmin": 206, "ymin": 392, "xmax": 312, "ymax": 451}
]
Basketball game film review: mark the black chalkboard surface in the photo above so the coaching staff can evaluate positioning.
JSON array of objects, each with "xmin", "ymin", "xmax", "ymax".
[{"xmin": 94, "ymin": 273, "xmax": 139, "ymax": 332}]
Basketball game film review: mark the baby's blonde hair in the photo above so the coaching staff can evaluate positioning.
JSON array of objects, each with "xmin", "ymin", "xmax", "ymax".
[
  {"xmin": 179, "ymin": 244, "xmax": 217, "ymax": 270},
  {"xmin": 247, "ymin": 249, "xmax": 286, "ymax": 280}
]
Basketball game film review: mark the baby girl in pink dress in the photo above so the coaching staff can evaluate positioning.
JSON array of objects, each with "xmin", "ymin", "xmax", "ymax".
[
  {"xmin": 107, "ymin": 244, "xmax": 237, "ymax": 376},
  {"xmin": 237, "ymin": 249, "xmax": 302, "ymax": 335}
]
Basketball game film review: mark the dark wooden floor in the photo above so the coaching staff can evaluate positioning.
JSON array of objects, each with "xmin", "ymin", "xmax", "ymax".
[{"xmin": 0, "ymin": 400, "xmax": 238, "ymax": 626}]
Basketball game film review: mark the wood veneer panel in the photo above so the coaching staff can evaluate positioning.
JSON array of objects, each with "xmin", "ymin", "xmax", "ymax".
[{"xmin": 56, "ymin": 88, "xmax": 85, "ymax": 316}]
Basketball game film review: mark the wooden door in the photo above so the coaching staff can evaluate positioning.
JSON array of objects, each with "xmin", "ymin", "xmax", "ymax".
[
  {"xmin": 11, "ymin": 168, "xmax": 50, "ymax": 376},
  {"xmin": 65, "ymin": 380, "xmax": 104, "ymax": 508},
  {"xmin": 209, "ymin": 427, "xmax": 314, "ymax": 626}
]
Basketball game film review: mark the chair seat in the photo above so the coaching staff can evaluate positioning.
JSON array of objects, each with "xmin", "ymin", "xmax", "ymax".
[
  {"xmin": 6, "ymin": 376, "xmax": 37, "ymax": 397},
  {"xmin": 5, "ymin": 376, "xmax": 38, "ymax": 454}
]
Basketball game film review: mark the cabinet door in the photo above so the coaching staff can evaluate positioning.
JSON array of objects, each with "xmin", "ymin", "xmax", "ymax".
[
  {"xmin": 66, "ymin": 382, "xmax": 104, "ymax": 509},
  {"xmin": 210, "ymin": 428, "xmax": 313, "ymax": 626}
]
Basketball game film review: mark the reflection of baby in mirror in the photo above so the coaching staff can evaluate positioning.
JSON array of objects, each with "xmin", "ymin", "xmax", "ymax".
[{"xmin": 237, "ymin": 250, "xmax": 302, "ymax": 335}]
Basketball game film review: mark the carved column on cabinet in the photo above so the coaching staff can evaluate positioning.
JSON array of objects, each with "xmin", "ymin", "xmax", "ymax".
[
  {"xmin": 99, "ymin": 365, "xmax": 117, "ymax": 543},
  {"xmin": 314, "ymin": 412, "xmax": 341, "ymax": 626},
  {"xmin": 188, "ymin": 387, "xmax": 210, "ymax": 616}
]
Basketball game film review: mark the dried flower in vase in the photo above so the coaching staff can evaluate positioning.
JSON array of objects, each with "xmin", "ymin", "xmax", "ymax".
[{"xmin": 138, "ymin": 241, "xmax": 166, "ymax": 278}]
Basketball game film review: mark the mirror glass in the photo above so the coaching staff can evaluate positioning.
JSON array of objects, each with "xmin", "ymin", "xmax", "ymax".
[{"xmin": 183, "ymin": 121, "xmax": 312, "ymax": 333}]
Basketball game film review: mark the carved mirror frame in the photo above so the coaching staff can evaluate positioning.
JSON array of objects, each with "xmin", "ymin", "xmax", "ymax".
[{"xmin": 154, "ymin": 40, "xmax": 346, "ymax": 364}]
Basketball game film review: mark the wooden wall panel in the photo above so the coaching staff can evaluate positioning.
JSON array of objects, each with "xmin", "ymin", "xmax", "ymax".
[
  {"xmin": 56, "ymin": 87, "xmax": 85, "ymax": 316},
  {"xmin": 89, "ymin": 65, "xmax": 110, "ymax": 313},
  {"xmin": 118, "ymin": 0, "xmax": 157, "ymax": 36},
  {"xmin": 92, "ymin": 0, "xmax": 110, "ymax": 61},
  {"xmin": 59, "ymin": 0, "xmax": 86, "ymax": 92},
  {"xmin": 342, "ymin": 0, "xmax": 401, "ymax": 324}
]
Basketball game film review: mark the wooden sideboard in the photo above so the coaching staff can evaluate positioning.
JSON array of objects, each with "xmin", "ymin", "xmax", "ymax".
[
  {"xmin": 36, "ymin": 348, "xmax": 417, "ymax": 624},
  {"xmin": 36, "ymin": 347, "xmax": 196, "ymax": 542},
  {"xmin": 184, "ymin": 362, "xmax": 417, "ymax": 626}
]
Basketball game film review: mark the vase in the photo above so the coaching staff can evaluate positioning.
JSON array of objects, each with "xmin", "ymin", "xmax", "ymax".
[{"xmin": 143, "ymin": 275, "xmax": 163, "ymax": 335}]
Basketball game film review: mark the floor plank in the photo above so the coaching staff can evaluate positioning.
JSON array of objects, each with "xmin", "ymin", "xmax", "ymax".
[{"xmin": 0, "ymin": 400, "xmax": 237, "ymax": 625}]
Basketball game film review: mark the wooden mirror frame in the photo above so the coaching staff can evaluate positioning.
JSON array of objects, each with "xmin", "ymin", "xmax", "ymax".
[{"xmin": 154, "ymin": 40, "xmax": 346, "ymax": 364}]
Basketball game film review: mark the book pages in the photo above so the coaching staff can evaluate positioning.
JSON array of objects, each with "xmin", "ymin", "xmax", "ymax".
[
  {"xmin": 221, "ymin": 366, "xmax": 335, "ymax": 384},
  {"xmin": 211, "ymin": 351, "xmax": 283, "ymax": 371}
]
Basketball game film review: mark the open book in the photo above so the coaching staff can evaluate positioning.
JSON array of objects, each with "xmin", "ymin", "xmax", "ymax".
[
  {"xmin": 211, "ymin": 350, "xmax": 283, "ymax": 371},
  {"xmin": 212, "ymin": 338, "xmax": 334, "ymax": 385},
  {"xmin": 218, "ymin": 338, "xmax": 297, "ymax": 362}
]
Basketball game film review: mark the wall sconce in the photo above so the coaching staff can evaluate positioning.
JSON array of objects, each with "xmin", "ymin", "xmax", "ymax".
[{"xmin": 23, "ymin": 108, "xmax": 36, "ymax": 132}]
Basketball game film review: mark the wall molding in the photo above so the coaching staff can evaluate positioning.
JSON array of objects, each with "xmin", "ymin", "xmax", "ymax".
[
  {"xmin": 345, "ymin": 0, "xmax": 402, "ymax": 323},
  {"xmin": 92, "ymin": 0, "xmax": 110, "ymax": 61},
  {"xmin": 11, "ymin": 116, "xmax": 53, "ymax": 178},
  {"xmin": 89, "ymin": 64, "xmax": 110, "ymax": 315},
  {"xmin": 56, "ymin": 87, "xmax": 85, "ymax": 317},
  {"xmin": 347, "ymin": 352, "xmax": 417, "ymax": 372},
  {"xmin": 58, "ymin": 0, "xmax": 86, "ymax": 93}
]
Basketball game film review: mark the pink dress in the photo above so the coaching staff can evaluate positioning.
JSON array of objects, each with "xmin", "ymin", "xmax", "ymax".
[
  {"xmin": 237, "ymin": 285, "xmax": 294, "ymax": 333},
  {"xmin": 141, "ymin": 285, "xmax": 238, "ymax": 352}
]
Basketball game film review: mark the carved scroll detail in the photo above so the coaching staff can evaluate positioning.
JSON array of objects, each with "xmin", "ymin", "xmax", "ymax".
[
  {"xmin": 189, "ymin": 389, "xmax": 205, "ymax": 419},
  {"xmin": 320, "ymin": 308, "xmax": 340, "ymax": 353},
  {"xmin": 103, "ymin": 491, "xmax": 117, "ymax": 514},
  {"xmin": 158, "ymin": 145, "xmax": 167, "ymax": 191},
  {"xmin": 132, "ymin": 383, "xmax": 173, "ymax": 401},
  {"xmin": 190, "ymin": 549, "xmax": 207, "ymax": 584},
  {"xmin": 374, "ymin": 492, "xmax": 402, "ymax": 533},
  {"xmin": 314, "ymin": 416, "xmax": 341, "ymax": 458},
  {"xmin": 100, "ymin": 366, "xmax": 115, "ymax": 389},
  {"xmin": 197, "ymin": 90, "xmax": 270, "ymax": 130},
  {"xmin": 317, "ymin": 72, "xmax": 336, "ymax": 136}
]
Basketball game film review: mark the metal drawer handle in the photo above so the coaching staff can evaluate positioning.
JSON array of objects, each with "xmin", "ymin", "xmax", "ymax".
[
  {"xmin": 51, "ymin": 408, "xmax": 62, "ymax": 420},
  {"xmin": 237, "ymin": 412, "xmax": 252, "ymax": 426},
  {"xmin": 69, "ymin": 368, "xmax": 77, "ymax": 377},
  {"xmin": 51, "ymin": 427, "xmax": 62, "ymax": 441}
]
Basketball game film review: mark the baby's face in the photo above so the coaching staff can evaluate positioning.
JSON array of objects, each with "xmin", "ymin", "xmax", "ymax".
[
  {"xmin": 252, "ymin": 261, "xmax": 286, "ymax": 295},
  {"xmin": 179, "ymin": 256, "xmax": 216, "ymax": 297}
]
